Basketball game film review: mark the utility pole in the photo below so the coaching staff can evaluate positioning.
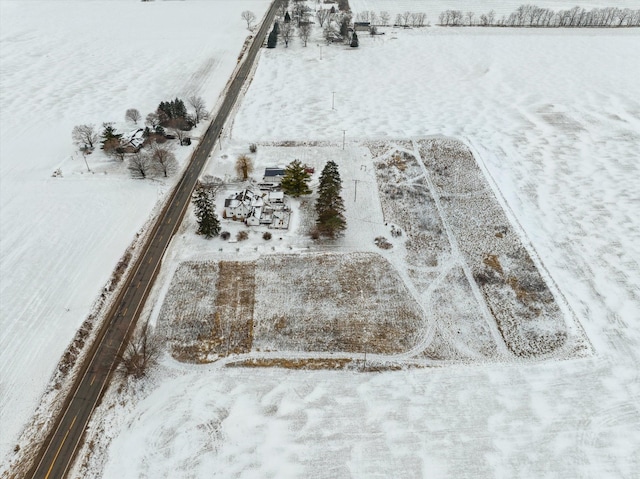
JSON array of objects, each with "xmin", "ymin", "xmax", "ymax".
[
  {"xmin": 342, "ymin": 130, "xmax": 346, "ymax": 150},
  {"xmin": 353, "ymin": 179, "xmax": 358, "ymax": 202},
  {"xmin": 332, "ymin": 91, "xmax": 336, "ymax": 110}
]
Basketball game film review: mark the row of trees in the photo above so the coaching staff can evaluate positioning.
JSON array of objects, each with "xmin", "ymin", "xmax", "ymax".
[
  {"xmin": 355, "ymin": 10, "xmax": 429, "ymax": 27},
  {"xmin": 439, "ymin": 5, "xmax": 640, "ymax": 27},
  {"xmin": 278, "ymin": 158, "xmax": 347, "ymax": 238},
  {"xmin": 127, "ymin": 143, "xmax": 177, "ymax": 179}
]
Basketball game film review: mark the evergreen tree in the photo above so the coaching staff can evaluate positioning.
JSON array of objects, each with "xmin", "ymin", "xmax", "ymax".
[
  {"xmin": 100, "ymin": 123, "xmax": 121, "ymax": 150},
  {"xmin": 156, "ymin": 98, "xmax": 187, "ymax": 126},
  {"xmin": 192, "ymin": 181, "xmax": 220, "ymax": 238},
  {"xmin": 267, "ymin": 25, "xmax": 278, "ymax": 48},
  {"xmin": 315, "ymin": 160, "xmax": 346, "ymax": 238},
  {"xmin": 284, "ymin": 11, "xmax": 291, "ymax": 23},
  {"xmin": 350, "ymin": 30, "xmax": 359, "ymax": 47},
  {"xmin": 280, "ymin": 160, "xmax": 312, "ymax": 197}
]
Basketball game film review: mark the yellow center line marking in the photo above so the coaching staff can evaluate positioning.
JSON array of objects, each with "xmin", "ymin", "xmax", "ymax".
[
  {"xmin": 90, "ymin": 373, "xmax": 97, "ymax": 386},
  {"xmin": 123, "ymin": 307, "xmax": 128, "ymax": 316},
  {"xmin": 44, "ymin": 415, "xmax": 77, "ymax": 479}
]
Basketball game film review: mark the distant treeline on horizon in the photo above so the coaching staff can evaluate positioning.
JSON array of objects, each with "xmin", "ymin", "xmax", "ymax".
[
  {"xmin": 438, "ymin": 5, "xmax": 640, "ymax": 27},
  {"xmin": 353, "ymin": 5, "xmax": 640, "ymax": 28}
]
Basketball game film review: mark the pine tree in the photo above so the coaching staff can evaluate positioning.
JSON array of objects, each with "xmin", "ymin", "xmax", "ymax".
[
  {"xmin": 267, "ymin": 25, "xmax": 278, "ymax": 48},
  {"xmin": 157, "ymin": 98, "xmax": 188, "ymax": 126},
  {"xmin": 350, "ymin": 30, "xmax": 359, "ymax": 47},
  {"xmin": 284, "ymin": 11, "xmax": 291, "ymax": 23},
  {"xmin": 100, "ymin": 123, "xmax": 121, "ymax": 150},
  {"xmin": 315, "ymin": 160, "xmax": 346, "ymax": 238},
  {"xmin": 280, "ymin": 160, "xmax": 312, "ymax": 197},
  {"xmin": 192, "ymin": 181, "xmax": 220, "ymax": 238}
]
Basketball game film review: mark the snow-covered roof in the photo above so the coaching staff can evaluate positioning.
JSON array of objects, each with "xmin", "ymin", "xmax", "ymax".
[{"xmin": 264, "ymin": 167, "xmax": 285, "ymax": 177}]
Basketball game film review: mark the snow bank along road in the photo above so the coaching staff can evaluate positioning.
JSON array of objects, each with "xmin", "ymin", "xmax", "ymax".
[{"xmin": 24, "ymin": 2, "xmax": 281, "ymax": 478}]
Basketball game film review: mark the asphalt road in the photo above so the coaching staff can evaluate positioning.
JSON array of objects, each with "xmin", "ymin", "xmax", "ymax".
[{"xmin": 26, "ymin": 2, "xmax": 280, "ymax": 478}]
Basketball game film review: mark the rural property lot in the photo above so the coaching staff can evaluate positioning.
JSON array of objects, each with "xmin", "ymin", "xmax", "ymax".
[
  {"xmin": 82, "ymin": 14, "xmax": 640, "ymax": 479},
  {"xmin": 3, "ymin": 1, "xmax": 635, "ymax": 475},
  {"xmin": 155, "ymin": 139, "xmax": 590, "ymax": 367}
]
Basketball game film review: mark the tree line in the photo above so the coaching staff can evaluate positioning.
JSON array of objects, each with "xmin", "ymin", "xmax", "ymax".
[
  {"xmin": 438, "ymin": 5, "xmax": 640, "ymax": 27},
  {"xmin": 355, "ymin": 10, "xmax": 429, "ymax": 27}
]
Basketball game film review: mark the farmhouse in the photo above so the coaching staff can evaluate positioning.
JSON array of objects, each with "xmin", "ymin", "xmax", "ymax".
[
  {"xmin": 120, "ymin": 128, "xmax": 145, "ymax": 151},
  {"xmin": 223, "ymin": 188, "xmax": 290, "ymax": 229},
  {"xmin": 223, "ymin": 189, "xmax": 258, "ymax": 220}
]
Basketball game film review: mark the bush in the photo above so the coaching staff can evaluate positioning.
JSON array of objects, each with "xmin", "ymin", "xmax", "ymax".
[
  {"xmin": 263, "ymin": 231, "xmax": 272, "ymax": 240},
  {"xmin": 220, "ymin": 231, "xmax": 231, "ymax": 240},
  {"xmin": 249, "ymin": 143, "xmax": 257, "ymax": 153},
  {"xmin": 310, "ymin": 227, "xmax": 320, "ymax": 240},
  {"xmin": 237, "ymin": 230, "xmax": 249, "ymax": 241},
  {"xmin": 374, "ymin": 236, "xmax": 393, "ymax": 249}
]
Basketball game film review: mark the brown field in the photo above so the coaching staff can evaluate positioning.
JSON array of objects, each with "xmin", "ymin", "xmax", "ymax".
[{"xmin": 158, "ymin": 252, "xmax": 426, "ymax": 362}]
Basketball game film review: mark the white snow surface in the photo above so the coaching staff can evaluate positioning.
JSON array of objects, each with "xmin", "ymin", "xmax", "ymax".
[
  {"xmin": 92, "ymin": 14, "xmax": 640, "ymax": 479},
  {"xmin": 2, "ymin": 0, "xmax": 640, "ymax": 475},
  {"xmin": 0, "ymin": 0, "xmax": 270, "ymax": 463}
]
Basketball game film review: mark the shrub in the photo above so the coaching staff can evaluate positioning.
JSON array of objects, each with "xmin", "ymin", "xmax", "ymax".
[
  {"xmin": 237, "ymin": 230, "xmax": 249, "ymax": 241},
  {"xmin": 310, "ymin": 227, "xmax": 320, "ymax": 240},
  {"xmin": 220, "ymin": 231, "xmax": 231, "ymax": 240},
  {"xmin": 263, "ymin": 231, "xmax": 272, "ymax": 240},
  {"xmin": 249, "ymin": 143, "xmax": 257, "ymax": 153},
  {"xmin": 374, "ymin": 236, "xmax": 393, "ymax": 249}
]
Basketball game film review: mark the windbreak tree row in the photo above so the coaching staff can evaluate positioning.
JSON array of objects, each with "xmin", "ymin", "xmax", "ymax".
[{"xmin": 439, "ymin": 5, "xmax": 640, "ymax": 27}]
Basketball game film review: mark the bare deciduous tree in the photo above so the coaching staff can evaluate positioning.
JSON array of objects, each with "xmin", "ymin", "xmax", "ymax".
[
  {"xmin": 465, "ymin": 11, "xmax": 475, "ymax": 26},
  {"xmin": 200, "ymin": 174, "xmax": 225, "ymax": 197},
  {"xmin": 117, "ymin": 325, "xmax": 158, "ymax": 379},
  {"xmin": 277, "ymin": 0, "xmax": 289, "ymax": 19},
  {"xmin": 280, "ymin": 22, "xmax": 293, "ymax": 47},
  {"xmin": 128, "ymin": 150, "xmax": 153, "ymax": 179},
  {"xmin": 125, "ymin": 108, "xmax": 141, "ymax": 125},
  {"xmin": 379, "ymin": 11, "xmax": 390, "ymax": 26},
  {"xmin": 145, "ymin": 112, "xmax": 160, "ymax": 129},
  {"xmin": 317, "ymin": 8, "xmax": 330, "ymax": 27},
  {"xmin": 299, "ymin": 22, "xmax": 312, "ymax": 46},
  {"xmin": 150, "ymin": 144, "xmax": 177, "ymax": 177},
  {"xmin": 235, "ymin": 154, "xmax": 253, "ymax": 180},
  {"xmin": 72, "ymin": 124, "xmax": 98, "ymax": 150},
  {"xmin": 103, "ymin": 137, "xmax": 126, "ymax": 161},
  {"xmin": 167, "ymin": 118, "xmax": 190, "ymax": 146},
  {"xmin": 241, "ymin": 10, "xmax": 257, "ymax": 29},
  {"xmin": 188, "ymin": 95, "xmax": 208, "ymax": 125}
]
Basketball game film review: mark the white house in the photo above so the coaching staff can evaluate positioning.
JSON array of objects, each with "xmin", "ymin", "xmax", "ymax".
[
  {"xmin": 121, "ymin": 128, "xmax": 145, "ymax": 151},
  {"xmin": 223, "ymin": 188, "xmax": 290, "ymax": 229},
  {"xmin": 223, "ymin": 189, "xmax": 258, "ymax": 219}
]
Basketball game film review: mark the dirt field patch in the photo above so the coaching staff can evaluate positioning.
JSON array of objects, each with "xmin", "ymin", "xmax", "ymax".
[
  {"xmin": 253, "ymin": 252, "xmax": 426, "ymax": 354},
  {"xmin": 156, "ymin": 261, "xmax": 255, "ymax": 362}
]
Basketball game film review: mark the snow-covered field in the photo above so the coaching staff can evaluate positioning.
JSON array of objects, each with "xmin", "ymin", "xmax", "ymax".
[
  {"xmin": 76, "ymin": 13, "xmax": 640, "ymax": 479},
  {"xmin": 3, "ymin": 0, "xmax": 640, "ymax": 476},
  {"xmin": 0, "ymin": 0, "xmax": 271, "ymax": 465}
]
